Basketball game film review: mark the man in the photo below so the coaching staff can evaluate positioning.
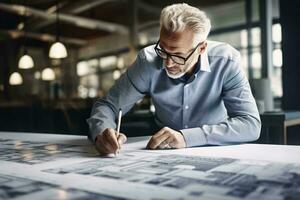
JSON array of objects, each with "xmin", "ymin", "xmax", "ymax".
[{"xmin": 87, "ymin": 3, "xmax": 261, "ymax": 155}]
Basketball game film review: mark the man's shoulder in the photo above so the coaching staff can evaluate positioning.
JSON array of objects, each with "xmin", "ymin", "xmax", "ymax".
[
  {"xmin": 139, "ymin": 44, "xmax": 157, "ymax": 61},
  {"xmin": 207, "ymin": 40, "xmax": 240, "ymax": 61},
  {"xmin": 129, "ymin": 44, "xmax": 161, "ymax": 72}
]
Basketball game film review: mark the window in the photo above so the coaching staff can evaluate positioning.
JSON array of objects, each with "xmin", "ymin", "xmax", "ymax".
[{"xmin": 207, "ymin": 0, "xmax": 281, "ymax": 98}]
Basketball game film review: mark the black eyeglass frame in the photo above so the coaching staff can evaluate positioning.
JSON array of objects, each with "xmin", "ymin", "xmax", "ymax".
[{"xmin": 154, "ymin": 40, "xmax": 203, "ymax": 65}]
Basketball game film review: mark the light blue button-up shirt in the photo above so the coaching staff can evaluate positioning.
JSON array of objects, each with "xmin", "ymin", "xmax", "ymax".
[{"xmin": 87, "ymin": 41, "xmax": 261, "ymax": 147}]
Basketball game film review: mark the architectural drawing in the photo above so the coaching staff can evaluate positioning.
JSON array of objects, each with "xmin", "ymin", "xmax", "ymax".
[
  {"xmin": 0, "ymin": 138, "xmax": 95, "ymax": 165},
  {"xmin": 44, "ymin": 151, "xmax": 300, "ymax": 200},
  {"xmin": 1, "ymin": 137, "xmax": 300, "ymax": 200},
  {"xmin": 0, "ymin": 174, "xmax": 125, "ymax": 200}
]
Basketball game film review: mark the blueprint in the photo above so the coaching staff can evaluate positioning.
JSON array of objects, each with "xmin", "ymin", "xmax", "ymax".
[
  {"xmin": 0, "ymin": 138, "xmax": 96, "ymax": 165},
  {"xmin": 0, "ymin": 134, "xmax": 300, "ymax": 200},
  {"xmin": 0, "ymin": 174, "xmax": 124, "ymax": 200}
]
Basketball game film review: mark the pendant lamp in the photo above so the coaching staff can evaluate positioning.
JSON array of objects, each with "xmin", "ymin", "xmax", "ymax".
[
  {"xmin": 49, "ymin": 2, "xmax": 67, "ymax": 59},
  {"xmin": 41, "ymin": 68, "xmax": 56, "ymax": 81},
  {"xmin": 9, "ymin": 72, "xmax": 23, "ymax": 85},
  {"xmin": 18, "ymin": 3, "xmax": 34, "ymax": 69}
]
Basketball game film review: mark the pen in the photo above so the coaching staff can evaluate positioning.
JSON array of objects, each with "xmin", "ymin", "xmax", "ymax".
[{"xmin": 115, "ymin": 108, "xmax": 122, "ymax": 154}]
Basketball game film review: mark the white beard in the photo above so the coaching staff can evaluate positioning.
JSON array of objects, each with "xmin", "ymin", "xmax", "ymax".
[
  {"xmin": 163, "ymin": 62, "xmax": 186, "ymax": 79},
  {"xmin": 165, "ymin": 68, "xmax": 186, "ymax": 79}
]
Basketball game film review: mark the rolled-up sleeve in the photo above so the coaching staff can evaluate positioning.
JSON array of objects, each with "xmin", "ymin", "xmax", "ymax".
[{"xmin": 87, "ymin": 52, "xmax": 151, "ymax": 142}]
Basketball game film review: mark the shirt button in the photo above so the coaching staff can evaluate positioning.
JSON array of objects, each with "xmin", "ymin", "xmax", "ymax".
[
  {"xmin": 185, "ymin": 105, "xmax": 189, "ymax": 109},
  {"xmin": 184, "ymin": 125, "xmax": 188, "ymax": 128},
  {"xmin": 186, "ymin": 84, "xmax": 189, "ymax": 87}
]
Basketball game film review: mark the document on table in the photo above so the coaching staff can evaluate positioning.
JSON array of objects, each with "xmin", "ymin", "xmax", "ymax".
[{"xmin": 0, "ymin": 132, "xmax": 300, "ymax": 200}]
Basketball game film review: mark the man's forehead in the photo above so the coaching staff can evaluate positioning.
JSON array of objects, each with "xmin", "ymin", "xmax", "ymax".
[
  {"xmin": 159, "ymin": 28, "xmax": 194, "ymax": 47},
  {"xmin": 159, "ymin": 40, "xmax": 180, "ymax": 49}
]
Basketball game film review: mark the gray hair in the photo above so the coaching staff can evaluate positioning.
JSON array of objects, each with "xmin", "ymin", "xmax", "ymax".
[{"xmin": 160, "ymin": 3, "xmax": 211, "ymax": 43}]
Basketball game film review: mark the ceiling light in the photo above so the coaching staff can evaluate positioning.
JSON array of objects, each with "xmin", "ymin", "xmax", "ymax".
[
  {"xmin": 49, "ymin": 3, "xmax": 67, "ymax": 59},
  {"xmin": 18, "ymin": 3, "xmax": 34, "ymax": 69},
  {"xmin": 18, "ymin": 54, "xmax": 34, "ymax": 69},
  {"xmin": 9, "ymin": 72, "xmax": 23, "ymax": 85},
  {"xmin": 41, "ymin": 68, "xmax": 55, "ymax": 81},
  {"xmin": 49, "ymin": 41, "xmax": 67, "ymax": 59}
]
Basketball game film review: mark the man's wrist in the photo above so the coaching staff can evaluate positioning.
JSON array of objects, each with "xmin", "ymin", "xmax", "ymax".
[{"xmin": 178, "ymin": 130, "xmax": 187, "ymax": 147}]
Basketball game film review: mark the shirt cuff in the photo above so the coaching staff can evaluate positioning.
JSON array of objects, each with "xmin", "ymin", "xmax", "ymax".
[
  {"xmin": 180, "ymin": 127, "xmax": 207, "ymax": 147},
  {"xmin": 90, "ymin": 126, "xmax": 104, "ymax": 143},
  {"xmin": 87, "ymin": 116, "xmax": 116, "ymax": 143}
]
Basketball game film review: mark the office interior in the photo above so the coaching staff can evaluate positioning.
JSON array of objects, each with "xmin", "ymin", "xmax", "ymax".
[{"xmin": 0, "ymin": 0, "xmax": 299, "ymax": 145}]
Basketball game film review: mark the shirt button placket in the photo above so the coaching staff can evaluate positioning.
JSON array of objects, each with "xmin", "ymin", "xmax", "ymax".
[{"xmin": 183, "ymin": 84, "xmax": 189, "ymax": 129}]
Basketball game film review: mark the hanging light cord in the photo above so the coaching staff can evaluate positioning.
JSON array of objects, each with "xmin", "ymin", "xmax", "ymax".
[
  {"xmin": 56, "ymin": 0, "xmax": 60, "ymax": 42},
  {"xmin": 23, "ymin": 0, "xmax": 28, "ymax": 55}
]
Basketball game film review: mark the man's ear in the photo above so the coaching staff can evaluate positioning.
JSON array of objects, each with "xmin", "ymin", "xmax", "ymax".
[{"xmin": 198, "ymin": 42, "xmax": 207, "ymax": 55}]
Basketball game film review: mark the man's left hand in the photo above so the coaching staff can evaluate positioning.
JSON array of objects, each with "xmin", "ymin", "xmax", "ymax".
[{"xmin": 146, "ymin": 127, "xmax": 186, "ymax": 149}]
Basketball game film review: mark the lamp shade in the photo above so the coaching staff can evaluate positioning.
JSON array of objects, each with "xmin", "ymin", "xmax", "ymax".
[
  {"xmin": 18, "ymin": 54, "xmax": 34, "ymax": 69},
  {"xmin": 41, "ymin": 68, "xmax": 55, "ymax": 81},
  {"xmin": 49, "ymin": 42, "xmax": 68, "ymax": 59},
  {"xmin": 9, "ymin": 72, "xmax": 23, "ymax": 85}
]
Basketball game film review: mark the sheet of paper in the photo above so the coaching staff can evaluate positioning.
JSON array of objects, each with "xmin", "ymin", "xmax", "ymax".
[{"xmin": 1, "ymin": 131, "xmax": 300, "ymax": 200}]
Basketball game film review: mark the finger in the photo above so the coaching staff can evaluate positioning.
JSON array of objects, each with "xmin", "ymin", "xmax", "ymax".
[
  {"xmin": 164, "ymin": 135, "xmax": 175, "ymax": 148},
  {"xmin": 157, "ymin": 134, "xmax": 174, "ymax": 149},
  {"xmin": 98, "ymin": 132, "xmax": 118, "ymax": 154},
  {"xmin": 153, "ymin": 127, "xmax": 170, "ymax": 139},
  {"xmin": 117, "ymin": 133, "xmax": 127, "ymax": 147},
  {"xmin": 104, "ymin": 129, "xmax": 119, "ymax": 151},
  {"xmin": 164, "ymin": 132, "xmax": 185, "ymax": 149},
  {"xmin": 146, "ymin": 127, "xmax": 169, "ymax": 149},
  {"xmin": 95, "ymin": 144, "xmax": 110, "ymax": 156},
  {"xmin": 148, "ymin": 131, "xmax": 171, "ymax": 149},
  {"xmin": 95, "ymin": 136, "xmax": 112, "ymax": 155},
  {"xmin": 100, "ymin": 130, "xmax": 113, "ymax": 147},
  {"xmin": 153, "ymin": 132, "xmax": 171, "ymax": 149},
  {"xmin": 146, "ymin": 133, "xmax": 162, "ymax": 149}
]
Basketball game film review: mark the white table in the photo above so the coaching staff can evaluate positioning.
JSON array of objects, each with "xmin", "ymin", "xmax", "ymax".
[{"xmin": 1, "ymin": 131, "xmax": 300, "ymax": 200}]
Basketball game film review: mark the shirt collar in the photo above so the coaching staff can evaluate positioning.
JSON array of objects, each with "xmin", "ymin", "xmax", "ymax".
[
  {"xmin": 200, "ymin": 47, "xmax": 211, "ymax": 72},
  {"xmin": 181, "ymin": 47, "xmax": 211, "ymax": 81}
]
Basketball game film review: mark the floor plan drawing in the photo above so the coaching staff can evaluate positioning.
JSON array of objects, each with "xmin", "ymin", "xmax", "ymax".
[
  {"xmin": 0, "ymin": 138, "xmax": 96, "ymax": 165},
  {"xmin": 44, "ymin": 151, "xmax": 300, "ymax": 200},
  {"xmin": 0, "ymin": 174, "xmax": 125, "ymax": 200},
  {"xmin": 1, "ymin": 134, "xmax": 300, "ymax": 200}
]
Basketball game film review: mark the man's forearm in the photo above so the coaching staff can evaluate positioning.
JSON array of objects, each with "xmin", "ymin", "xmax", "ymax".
[
  {"xmin": 87, "ymin": 101, "xmax": 117, "ymax": 142},
  {"xmin": 181, "ymin": 115, "xmax": 261, "ymax": 147}
]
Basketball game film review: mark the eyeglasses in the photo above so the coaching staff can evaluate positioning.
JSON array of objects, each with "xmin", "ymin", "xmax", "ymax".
[{"xmin": 154, "ymin": 40, "xmax": 202, "ymax": 65}]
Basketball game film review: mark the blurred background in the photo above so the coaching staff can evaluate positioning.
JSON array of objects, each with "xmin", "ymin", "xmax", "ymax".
[{"xmin": 0, "ymin": 0, "xmax": 299, "ymax": 144}]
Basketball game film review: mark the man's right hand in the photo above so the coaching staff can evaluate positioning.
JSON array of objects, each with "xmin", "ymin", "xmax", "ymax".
[{"xmin": 94, "ymin": 128, "xmax": 127, "ymax": 155}]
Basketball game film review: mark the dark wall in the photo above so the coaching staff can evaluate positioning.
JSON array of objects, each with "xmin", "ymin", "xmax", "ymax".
[
  {"xmin": 0, "ymin": 103, "xmax": 156, "ymax": 137},
  {"xmin": 280, "ymin": 0, "xmax": 300, "ymax": 110},
  {"xmin": 0, "ymin": 105, "xmax": 90, "ymax": 135}
]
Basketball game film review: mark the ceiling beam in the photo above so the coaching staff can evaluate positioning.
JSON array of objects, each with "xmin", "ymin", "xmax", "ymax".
[
  {"xmin": 138, "ymin": 1, "xmax": 161, "ymax": 15},
  {"xmin": 138, "ymin": 21, "xmax": 159, "ymax": 31},
  {"xmin": 0, "ymin": 29, "xmax": 87, "ymax": 46},
  {"xmin": 66, "ymin": 0, "xmax": 117, "ymax": 14},
  {"xmin": 27, "ymin": 0, "xmax": 118, "ymax": 31},
  {"xmin": 0, "ymin": 2, "xmax": 128, "ymax": 34}
]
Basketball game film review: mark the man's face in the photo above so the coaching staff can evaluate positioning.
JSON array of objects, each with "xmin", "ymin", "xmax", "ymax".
[{"xmin": 158, "ymin": 28, "xmax": 204, "ymax": 79}]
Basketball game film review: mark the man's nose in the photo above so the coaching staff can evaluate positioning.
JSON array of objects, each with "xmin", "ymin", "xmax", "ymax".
[{"xmin": 165, "ymin": 56, "xmax": 174, "ymax": 67}]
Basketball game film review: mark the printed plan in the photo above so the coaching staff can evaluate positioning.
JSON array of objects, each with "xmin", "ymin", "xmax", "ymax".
[{"xmin": 0, "ymin": 133, "xmax": 299, "ymax": 200}]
